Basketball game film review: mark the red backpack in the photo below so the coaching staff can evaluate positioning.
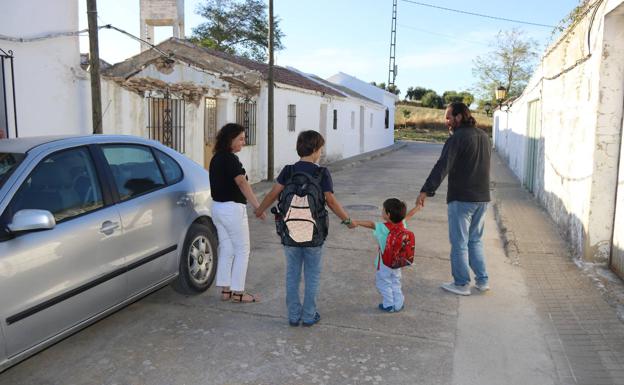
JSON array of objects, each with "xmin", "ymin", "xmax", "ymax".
[{"xmin": 380, "ymin": 222, "xmax": 415, "ymax": 269}]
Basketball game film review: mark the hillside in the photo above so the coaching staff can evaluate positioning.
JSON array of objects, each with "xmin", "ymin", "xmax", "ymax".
[{"xmin": 394, "ymin": 104, "xmax": 493, "ymax": 143}]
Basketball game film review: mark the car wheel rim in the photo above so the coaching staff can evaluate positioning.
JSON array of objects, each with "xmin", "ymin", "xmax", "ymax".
[{"xmin": 188, "ymin": 235, "xmax": 213, "ymax": 285}]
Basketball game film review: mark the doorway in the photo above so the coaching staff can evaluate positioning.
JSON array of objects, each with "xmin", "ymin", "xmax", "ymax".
[
  {"xmin": 359, "ymin": 106, "xmax": 365, "ymax": 153},
  {"xmin": 319, "ymin": 103, "xmax": 328, "ymax": 160},
  {"xmin": 204, "ymin": 98, "xmax": 217, "ymax": 169},
  {"xmin": 524, "ymin": 99, "xmax": 541, "ymax": 193}
]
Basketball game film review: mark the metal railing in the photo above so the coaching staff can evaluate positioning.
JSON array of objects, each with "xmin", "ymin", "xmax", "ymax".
[{"xmin": 236, "ymin": 101, "xmax": 257, "ymax": 145}]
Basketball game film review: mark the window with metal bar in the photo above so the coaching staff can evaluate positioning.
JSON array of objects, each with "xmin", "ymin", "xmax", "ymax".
[
  {"xmin": 350, "ymin": 111, "xmax": 355, "ymax": 129},
  {"xmin": 236, "ymin": 100, "xmax": 257, "ymax": 145},
  {"xmin": 384, "ymin": 108, "xmax": 389, "ymax": 129},
  {"xmin": 333, "ymin": 109, "xmax": 338, "ymax": 130},
  {"xmin": 287, "ymin": 104, "xmax": 296, "ymax": 132},
  {"xmin": 147, "ymin": 96, "xmax": 185, "ymax": 153},
  {"xmin": 370, "ymin": 113, "xmax": 373, "ymax": 128}
]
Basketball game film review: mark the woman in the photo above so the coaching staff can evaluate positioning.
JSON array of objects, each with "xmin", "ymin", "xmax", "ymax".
[{"xmin": 209, "ymin": 123, "xmax": 265, "ymax": 303}]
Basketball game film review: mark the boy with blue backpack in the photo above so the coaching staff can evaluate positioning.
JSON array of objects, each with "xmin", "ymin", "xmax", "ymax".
[
  {"xmin": 255, "ymin": 130, "xmax": 355, "ymax": 327},
  {"xmin": 353, "ymin": 199, "xmax": 419, "ymax": 312}
]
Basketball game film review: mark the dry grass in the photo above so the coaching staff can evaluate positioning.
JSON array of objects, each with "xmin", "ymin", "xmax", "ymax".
[{"xmin": 395, "ymin": 104, "xmax": 492, "ymax": 143}]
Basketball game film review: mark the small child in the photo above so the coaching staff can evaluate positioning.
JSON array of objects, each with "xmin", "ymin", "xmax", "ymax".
[{"xmin": 353, "ymin": 199, "xmax": 419, "ymax": 312}]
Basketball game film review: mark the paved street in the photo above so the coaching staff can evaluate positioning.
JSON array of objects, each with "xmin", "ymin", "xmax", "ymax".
[{"xmin": 1, "ymin": 142, "xmax": 624, "ymax": 385}]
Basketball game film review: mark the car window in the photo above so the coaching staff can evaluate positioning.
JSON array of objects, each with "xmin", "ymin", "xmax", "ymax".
[
  {"xmin": 101, "ymin": 145, "xmax": 165, "ymax": 201},
  {"xmin": 154, "ymin": 149, "xmax": 183, "ymax": 184},
  {"xmin": 6, "ymin": 147, "xmax": 104, "ymax": 223},
  {"xmin": 0, "ymin": 152, "xmax": 25, "ymax": 189}
]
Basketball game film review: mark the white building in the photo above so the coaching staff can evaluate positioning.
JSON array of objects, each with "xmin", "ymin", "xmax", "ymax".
[
  {"xmin": 1, "ymin": 0, "xmax": 396, "ymax": 183},
  {"xmin": 0, "ymin": 0, "xmax": 91, "ymax": 139},
  {"xmin": 492, "ymin": 0, "xmax": 624, "ymax": 275},
  {"xmin": 100, "ymin": 38, "xmax": 393, "ymax": 182},
  {"xmin": 327, "ymin": 71, "xmax": 399, "ymax": 140}
]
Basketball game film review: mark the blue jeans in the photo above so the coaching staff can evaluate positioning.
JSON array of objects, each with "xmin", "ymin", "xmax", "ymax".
[
  {"xmin": 448, "ymin": 201, "xmax": 489, "ymax": 286},
  {"xmin": 376, "ymin": 263, "xmax": 404, "ymax": 310},
  {"xmin": 284, "ymin": 246, "xmax": 324, "ymax": 323}
]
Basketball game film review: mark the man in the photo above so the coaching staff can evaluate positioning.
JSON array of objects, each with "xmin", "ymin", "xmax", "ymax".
[{"xmin": 416, "ymin": 102, "xmax": 491, "ymax": 296}]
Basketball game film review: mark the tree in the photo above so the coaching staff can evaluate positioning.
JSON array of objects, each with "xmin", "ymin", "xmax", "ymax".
[
  {"xmin": 421, "ymin": 91, "xmax": 443, "ymax": 109},
  {"xmin": 459, "ymin": 91, "xmax": 474, "ymax": 107},
  {"xmin": 191, "ymin": 0, "xmax": 285, "ymax": 61},
  {"xmin": 401, "ymin": 108, "xmax": 412, "ymax": 128},
  {"xmin": 405, "ymin": 86, "xmax": 415, "ymax": 100},
  {"xmin": 472, "ymin": 28, "xmax": 539, "ymax": 103},
  {"xmin": 412, "ymin": 87, "xmax": 435, "ymax": 100},
  {"xmin": 443, "ymin": 91, "xmax": 462, "ymax": 105},
  {"xmin": 386, "ymin": 84, "xmax": 400, "ymax": 96},
  {"xmin": 370, "ymin": 81, "xmax": 400, "ymax": 96}
]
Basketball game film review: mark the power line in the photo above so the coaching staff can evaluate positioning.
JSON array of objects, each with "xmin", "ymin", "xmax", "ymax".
[
  {"xmin": 398, "ymin": 24, "xmax": 490, "ymax": 47},
  {"xmin": 400, "ymin": 0, "xmax": 556, "ymax": 28}
]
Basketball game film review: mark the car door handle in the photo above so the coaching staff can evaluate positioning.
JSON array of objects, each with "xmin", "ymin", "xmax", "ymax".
[
  {"xmin": 100, "ymin": 221, "xmax": 120, "ymax": 235},
  {"xmin": 176, "ymin": 195, "xmax": 192, "ymax": 206}
]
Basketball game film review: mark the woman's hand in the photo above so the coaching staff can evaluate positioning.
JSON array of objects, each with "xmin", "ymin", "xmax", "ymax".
[{"xmin": 254, "ymin": 208, "xmax": 266, "ymax": 220}]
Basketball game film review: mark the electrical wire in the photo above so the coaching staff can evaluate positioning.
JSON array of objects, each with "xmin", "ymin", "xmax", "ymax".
[
  {"xmin": 400, "ymin": 0, "xmax": 556, "ymax": 28},
  {"xmin": 397, "ymin": 24, "xmax": 490, "ymax": 47},
  {"xmin": 0, "ymin": 29, "xmax": 91, "ymax": 42}
]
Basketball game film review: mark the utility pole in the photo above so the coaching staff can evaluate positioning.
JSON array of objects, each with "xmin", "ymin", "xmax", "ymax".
[
  {"xmin": 388, "ymin": 0, "xmax": 398, "ymax": 86},
  {"xmin": 87, "ymin": 0, "xmax": 103, "ymax": 134},
  {"xmin": 267, "ymin": 0, "xmax": 275, "ymax": 180}
]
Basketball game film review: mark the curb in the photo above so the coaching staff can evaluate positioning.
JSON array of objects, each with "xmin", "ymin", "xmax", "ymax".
[{"xmin": 490, "ymin": 186, "xmax": 521, "ymax": 266}]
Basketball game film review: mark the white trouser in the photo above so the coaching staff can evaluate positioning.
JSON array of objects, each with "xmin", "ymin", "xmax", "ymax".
[
  {"xmin": 212, "ymin": 201, "xmax": 250, "ymax": 292},
  {"xmin": 376, "ymin": 263, "xmax": 404, "ymax": 310}
]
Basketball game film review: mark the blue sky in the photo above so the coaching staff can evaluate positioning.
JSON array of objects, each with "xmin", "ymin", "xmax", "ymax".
[{"xmin": 79, "ymin": 0, "xmax": 580, "ymax": 98}]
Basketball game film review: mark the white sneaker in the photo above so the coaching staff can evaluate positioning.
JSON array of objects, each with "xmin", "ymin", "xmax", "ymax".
[
  {"xmin": 441, "ymin": 282, "xmax": 471, "ymax": 296},
  {"xmin": 475, "ymin": 282, "xmax": 490, "ymax": 292}
]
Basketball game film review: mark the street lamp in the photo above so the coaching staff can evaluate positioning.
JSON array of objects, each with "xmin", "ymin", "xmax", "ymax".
[{"xmin": 495, "ymin": 85, "xmax": 508, "ymax": 110}]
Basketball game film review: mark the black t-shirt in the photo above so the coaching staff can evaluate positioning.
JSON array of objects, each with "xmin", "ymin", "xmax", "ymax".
[
  {"xmin": 276, "ymin": 161, "xmax": 334, "ymax": 193},
  {"xmin": 209, "ymin": 152, "xmax": 247, "ymax": 204}
]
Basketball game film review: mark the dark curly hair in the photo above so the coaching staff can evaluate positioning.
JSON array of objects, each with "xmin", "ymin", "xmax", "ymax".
[
  {"xmin": 383, "ymin": 198, "xmax": 407, "ymax": 224},
  {"xmin": 213, "ymin": 123, "xmax": 245, "ymax": 153},
  {"xmin": 448, "ymin": 102, "xmax": 476, "ymax": 127}
]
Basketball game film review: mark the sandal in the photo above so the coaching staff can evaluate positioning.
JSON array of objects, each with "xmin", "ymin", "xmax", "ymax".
[
  {"xmin": 221, "ymin": 290, "xmax": 232, "ymax": 301},
  {"xmin": 231, "ymin": 292, "xmax": 260, "ymax": 303}
]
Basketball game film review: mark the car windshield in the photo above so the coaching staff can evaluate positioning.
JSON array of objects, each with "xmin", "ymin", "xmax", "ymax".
[{"xmin": 0, "ymin": 152, "xmax": 25, "ymax": 189}]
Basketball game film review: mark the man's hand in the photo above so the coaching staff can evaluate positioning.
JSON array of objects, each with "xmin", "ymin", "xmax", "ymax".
[
  {"xmin": 347, "ymin": 222, "xmax": 357, "ymax": 229},
  {"xmin": 254, "ymin": 208, "xmax": 266, "ymax": 219},
  {"xmin": 416, "ymin": 192, "xmax": 428, "ymax": 208}
]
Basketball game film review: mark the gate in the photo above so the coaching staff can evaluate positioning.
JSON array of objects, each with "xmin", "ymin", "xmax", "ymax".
[{"xmin": 147, "ymin": 94, "xmax": 185, "ymax": 153}]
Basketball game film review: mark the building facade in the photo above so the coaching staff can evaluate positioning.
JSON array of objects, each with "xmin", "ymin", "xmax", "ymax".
[{"xmin": 493, "ymin": 0, "xmax": 624, "ymax": 275}]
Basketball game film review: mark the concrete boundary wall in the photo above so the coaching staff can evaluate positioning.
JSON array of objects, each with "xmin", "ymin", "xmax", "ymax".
[{"xmin": 493, "ymin": 0, "xmax": 624, "ymax": 264}]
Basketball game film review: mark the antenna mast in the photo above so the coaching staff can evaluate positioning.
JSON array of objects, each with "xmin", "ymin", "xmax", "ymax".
[{"xmin": 388, "ymin": 0, "xmax": 398, "ymax": 86}]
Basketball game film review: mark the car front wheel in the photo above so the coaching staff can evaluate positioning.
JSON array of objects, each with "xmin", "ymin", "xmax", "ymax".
[{"xmin": 172, "ymin": 223, "xmax": 218, "ymax": 294}]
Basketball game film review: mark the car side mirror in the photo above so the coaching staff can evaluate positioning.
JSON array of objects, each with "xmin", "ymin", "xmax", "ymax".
[{"xmin": 8, "ymin": 209, "xmax": 56, "ymax": 233}]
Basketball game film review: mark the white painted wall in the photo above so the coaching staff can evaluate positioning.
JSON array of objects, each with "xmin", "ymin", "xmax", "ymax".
[
  {"xmin": 0, "ymin": 0, "xmax": 91, "ymax": 138},
  {"xmin": 327, "ymin": 72, "xmax": 398, "ymax": 136},
  {"xmin": 493, "ymin": 0, "xmax": 624, "ymax": 263}
]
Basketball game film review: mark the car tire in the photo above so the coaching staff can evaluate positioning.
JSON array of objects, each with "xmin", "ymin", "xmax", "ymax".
[{"xmin": 172, "ymin": 223, "xmax": 218, "ymax": 294}]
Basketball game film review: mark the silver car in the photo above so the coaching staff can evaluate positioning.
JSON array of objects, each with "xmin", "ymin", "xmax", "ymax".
[{"xmin": 0, "ymin": 135, "xmax": 218, "ymax": 372}]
